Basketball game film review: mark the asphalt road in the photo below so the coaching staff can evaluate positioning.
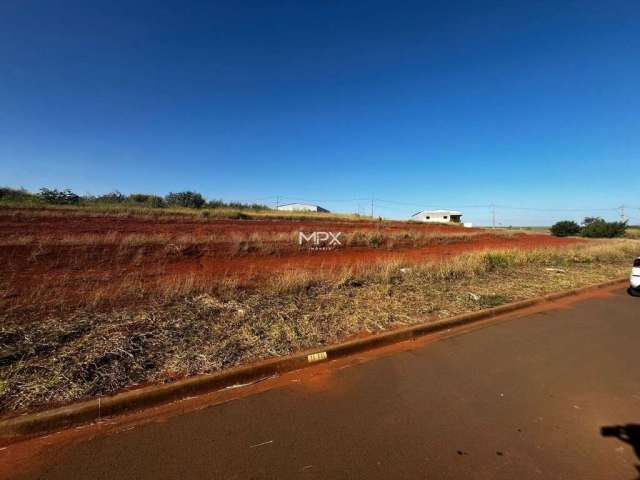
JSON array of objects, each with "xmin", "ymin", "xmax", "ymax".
[{"xmin": 11, "ymin": 288, "xmax": 640, "ymax": 479}]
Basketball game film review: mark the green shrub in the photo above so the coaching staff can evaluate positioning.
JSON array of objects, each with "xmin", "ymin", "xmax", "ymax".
[
  {"xmin": 94, "ymin": 191, "xmax": 126, "ymax": 204},
  {"xmin": 367, "ymin": 232, "xmax": 384, "ymax": 248},
  {"xmin": 550, "ymin": 220, "xmax": 581, "ymax": 237},
  {"xmin": 38, "ymin": 188, "xmax": 80, "ymax": 205},
  {"xmin": 207, "ymin": 199, "xmax": 269, "ymax": 210},
  {"xmin": 227, "ymin": 211, "xmax": 250, "ymax": 220},
  {"xmin": 580, "ymin": 217, "xmax": 627, "ymax": 238},
  {"xmin": 0, "ymin": 187, "xmax": 39, "ymax": 204},
  {"xmin": 165, "ymin": 191, "xmax": 206, "ymax": 209},
  {"xmin": 483, "ymin": 252, "xmax": 513, "ymax": 270},
  {"xmin": 478, "ymin": 293, "xmax": 508, "ymax": 307}
]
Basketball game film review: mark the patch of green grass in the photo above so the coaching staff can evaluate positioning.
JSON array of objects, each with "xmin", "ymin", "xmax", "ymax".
[
  {"xmin": 483, "ymin": 252, "xmax": 515, "ymax": 270},
  {"xmin": 478, "ymin": 293, "xmax": 509, "ymax": 307}
]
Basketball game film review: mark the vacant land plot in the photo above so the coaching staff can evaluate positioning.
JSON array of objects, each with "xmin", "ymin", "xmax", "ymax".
[
  {"xmin": 1, "ymin": 210, "xmax": 580, "ymax": 315},
  {"xmin": 1, "ymin": 209, "xmax": 637, "ymax": 414}
]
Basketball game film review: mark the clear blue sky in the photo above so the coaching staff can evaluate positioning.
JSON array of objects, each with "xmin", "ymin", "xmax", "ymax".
[{"xmin": 1, "ymin": 1, "xmax": 639, "ymax": 225}]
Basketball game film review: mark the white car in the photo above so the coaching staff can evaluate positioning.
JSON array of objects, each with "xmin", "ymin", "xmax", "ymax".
[{"xmin": 631, "ymin": 257, "xmax": 640, "ymax": 293}]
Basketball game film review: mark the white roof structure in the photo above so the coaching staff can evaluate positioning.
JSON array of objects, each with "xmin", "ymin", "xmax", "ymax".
[
  {"xmin": 411, "ymin": 209, "xmax": 463, "ymax": 223},
  {"xmin": 276, "ymin": 203, "xmax": 330, "ymax": 213},
  {"xmin": 411, "ymin": 209, "xmax": 462, "ymax": 217}
]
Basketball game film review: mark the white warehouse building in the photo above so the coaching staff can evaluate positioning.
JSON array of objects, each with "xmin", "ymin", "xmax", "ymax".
[
  {"xmin": 276, "ymin": 203, "xmax": 330, "ymax": 213},
  {"xmin": 411, "ymin": 209, "xmax": 463, "ymax": 223}
]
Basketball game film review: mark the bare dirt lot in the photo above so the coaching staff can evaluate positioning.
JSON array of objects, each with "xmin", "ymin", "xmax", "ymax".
[{"xmin": 0, "ymin": 210, "xmax": 582, "ymax": 315}]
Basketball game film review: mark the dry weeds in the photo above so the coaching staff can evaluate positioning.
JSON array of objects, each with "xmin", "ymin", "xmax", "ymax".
[
  {"xmin": 1, "ymin": 240, "xmax": 638, "ymax": 413},
  {"xmin": 0, "ymin": 204, "xmax": 368, "ymax": 222}
]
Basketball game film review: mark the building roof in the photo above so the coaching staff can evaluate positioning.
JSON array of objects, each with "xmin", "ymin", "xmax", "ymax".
[
  {"xmin": 276, "ymin": 203, "xmax": 330, "ymax": 212},
  {"xmin": 411, "ymin": 209, "xmax": 462, "ymax": 217},
  {"xmin": 277, "ymin": 203, "xmax": 322, "ymax": 208}
]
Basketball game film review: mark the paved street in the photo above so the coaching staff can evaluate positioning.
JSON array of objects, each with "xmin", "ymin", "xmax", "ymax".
[{"xmin": 9, "ymin": 288, "xmax": 640, "ymax": 479}]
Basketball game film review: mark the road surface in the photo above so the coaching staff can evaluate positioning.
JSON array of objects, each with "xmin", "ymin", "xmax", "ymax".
[{"xmin": 7, "ymin": 287, "xmax": 640, "ymax": 479}]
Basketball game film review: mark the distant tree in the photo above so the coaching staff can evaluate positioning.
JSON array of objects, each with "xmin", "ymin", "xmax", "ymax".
[
  {"xmin": 550, "ymin": 220, "xmax": 581, "ymax": 237},
  {"xmin": 38, "ymin": 188, "xmax": 80, "ymax": 205},
  {"xmin": 95, "ymin": 190, "xmax": 126, "ymax": 203},
  {"xmin": 207, "ymin": 199, "xmax": 225, "ymax": 209},
  {"xmin": 127, "ymin": 193, "xmax": 165, "ymax": 208},
  {"xmin": 583, "ymin": 217, "xmax": 601, "ymax": 226},
  {"xmin": 207, "ymin": 199, "xmax": 270, "ymax": 211},
  {"xmin": 581, "ymin": 217, "xmax": 627, "ymax": 238},
  {"xmin": 165, "ymin": 191, "xmax": 206, "ymax": 209},
  {"xmin": 0, "ymin": 187, "xmax": 38, "ymax": 203}
]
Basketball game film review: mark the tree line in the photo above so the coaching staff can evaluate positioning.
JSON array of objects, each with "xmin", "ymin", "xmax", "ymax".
[
  {"xmin": 551, "ymin": 217, "xmax": 627, "ymax": 238},
  {"xmin": 0, "ymin": 187, "xmax": 269, "ymax": 210}
]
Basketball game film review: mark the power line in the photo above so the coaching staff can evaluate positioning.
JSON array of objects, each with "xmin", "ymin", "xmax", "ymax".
[
  {"xmin": 370, "ymin": 198, "xmax": 621, "ymax": 213},
  {"xmin": 256, "ymin": 194, "xmax": 627, "ymax": 213},
  {"xmin": 373, "ymin": 198, "xmax": 492, "ymax": 209},
  {"xmin": 493, "ymin": 205, "xmax": 618, "ymax": 212},
  {"xmin": 258, "ymin": 194, "xmax": 637, "ymax": 225},
  {"xmin": 275, "ymin": 196, "xmax": 372, "ymax": 203}
]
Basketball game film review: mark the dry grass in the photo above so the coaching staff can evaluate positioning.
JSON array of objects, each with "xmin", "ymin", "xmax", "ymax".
[
  {"xmin": 266, "ymin": 239, "xmax": 638, "ymax": 290},
  {"xmin": 0, "ymin": 203, "xmax": 368, "ymax": 222},
  {"xmin": 1, "ymin": 239, "xmax": 638, "ymax": 413},
  {"xmin": 0, "ymin": 232, "xmax": 226, "ymax": 247},
  {"xmin": 342, "ymin": 229, "xmax": 499, "ymax": 249},
  {"xmin": 1, "ymin": 229, "xmax": 517, "ymax": 317},
  {"xmin": 0, "ymin": 228, "xmax": 511, "ymax": 288},
  {"xmin": 626, "ymin": 227, "xmax": 640, "ymax": 239},
  {"xmin": 0, "ymin": 228, "xmax": 496, "ymax": 248}
]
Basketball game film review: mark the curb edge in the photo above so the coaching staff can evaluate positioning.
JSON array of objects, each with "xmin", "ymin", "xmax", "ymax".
[{"xmin": 0, "ymin": 277, "xmax": 628, "ymax": 440}]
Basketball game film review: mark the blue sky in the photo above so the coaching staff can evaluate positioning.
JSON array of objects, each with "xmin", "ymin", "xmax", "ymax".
[{"xmin": 1, "ymin": 1, "xmax": 639, "ymax": 225}]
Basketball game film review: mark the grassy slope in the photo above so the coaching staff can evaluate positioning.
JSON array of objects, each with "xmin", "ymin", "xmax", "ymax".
[
  {"xmin": 0, "ymin": 201, "xmax": 368, "ymax": 222},
  {"xmin": 626, "ymin": 227, "xmax": 640, "ymax": 239}
]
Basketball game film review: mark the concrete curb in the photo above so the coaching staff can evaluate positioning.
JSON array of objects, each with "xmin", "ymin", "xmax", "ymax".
[{"xmin": 0, "ymin": 277, "xmax": 628, "ymax": 440}]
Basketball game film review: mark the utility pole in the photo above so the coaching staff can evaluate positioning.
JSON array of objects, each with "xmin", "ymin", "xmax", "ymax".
[
  {"xmin": 491, "ymin": 203, "xmax": 496, "ymax": 229},
  {"xmin": 371, "ymin": 198, "xmax": 374, "ymax": 219},
  {"xmin": 620, "ymin": 205, "xmax": 626, "ymax": 222},
  {"xmin": 276, "ymin": 196, "xmax": 280, "ymax": 210}
]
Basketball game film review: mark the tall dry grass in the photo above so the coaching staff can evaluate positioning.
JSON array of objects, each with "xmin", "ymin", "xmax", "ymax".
[
  {"xmin": 2, "ymin": 238, "xmax": 637, "ymax": 412},
  {"xmin": 0, "ymin": 228, "xmax": 504, "ymax": 250},
  {"xmin": 0, "ymin": 203, "xmax": 368, "ymax": 222},
  {"xmin": 266, "ymin": 239, "xmax": 639, "ymax": 293},
  {"xmin": 3, "ymin": 237, "xmax": 636, "ymax": 317}
]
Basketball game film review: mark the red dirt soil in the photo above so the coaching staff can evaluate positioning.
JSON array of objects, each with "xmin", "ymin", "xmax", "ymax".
[
  {"xmin": 0, "ymin": 211, "xmax": 583, "ymax": 314},
  {"xmin": 0, "ymin": 211, "xmax": 476, "ymax": 237}
]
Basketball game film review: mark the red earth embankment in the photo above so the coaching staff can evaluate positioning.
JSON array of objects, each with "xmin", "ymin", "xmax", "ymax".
[{"xmin": 0, "ymin": 211, "xmax": 582, "ymax": 315}]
